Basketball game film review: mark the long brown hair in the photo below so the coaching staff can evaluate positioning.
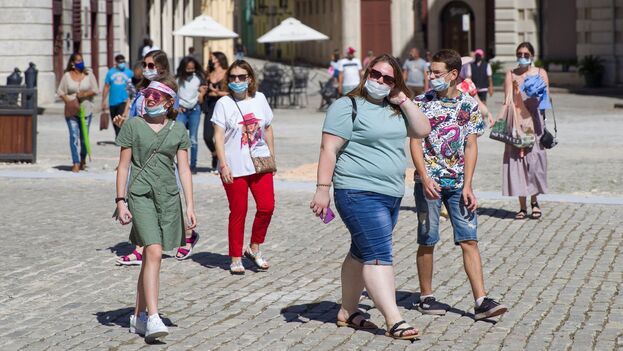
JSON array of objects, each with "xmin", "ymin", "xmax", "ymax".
[
  {"xmin": 347, "ymin": 54, "xmax": 412, "ymax": 115},
  {"xmin": 137, "ymin": 50, "xmax": 171, "ymax": 90},
  {"xmin": 225, "ymin": 60, "xmax": 257, "ymax": 97}
]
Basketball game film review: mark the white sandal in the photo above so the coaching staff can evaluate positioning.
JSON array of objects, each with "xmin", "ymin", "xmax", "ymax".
[
  {"xmin": 229, "ymin": 261, "xmax": 245, "ymax": 275},
  {"xmin": 244, "ymin": 247, "xmax": 269, "ymax": 270}
]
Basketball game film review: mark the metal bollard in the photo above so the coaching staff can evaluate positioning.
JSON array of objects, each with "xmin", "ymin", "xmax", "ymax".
[
  {"xmin": 24, "ymin": 62, "xmax": 38, "ymax": 108},
  {"xmin": 5, "ymin": 67, "xmax": 22, "ymax": 105}
]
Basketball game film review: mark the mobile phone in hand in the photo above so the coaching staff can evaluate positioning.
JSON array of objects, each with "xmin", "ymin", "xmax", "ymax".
[{"xmin": 321, "ymin": 208, "xmax": 335, "ymax": 224}]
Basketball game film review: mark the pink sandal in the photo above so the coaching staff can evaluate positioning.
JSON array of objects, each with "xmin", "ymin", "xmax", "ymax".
[
  {"xmin": 116, "ymin": 249, "xmax": 143, "ymax": 266},
  {"xmin": 176, "ymin": 231, "xmax": 200, "ymax": 260}
]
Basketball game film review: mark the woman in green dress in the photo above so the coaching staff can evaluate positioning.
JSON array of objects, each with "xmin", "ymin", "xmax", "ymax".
[{"xmin": 115, "ymin": 77, "xmax": 196, "ymax": 342}]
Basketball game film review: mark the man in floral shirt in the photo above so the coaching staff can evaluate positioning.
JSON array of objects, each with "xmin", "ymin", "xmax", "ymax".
[{"xmin": 409, "ymin": 49, "xmax": 507, "ymax": 321}]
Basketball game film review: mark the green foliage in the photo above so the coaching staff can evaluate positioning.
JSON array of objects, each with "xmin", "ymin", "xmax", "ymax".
[
  {"xmin": 578, "ymin": 55, "xmax": 605, "ymax": 76},
  {"xmin": 490, "ymin": 60, "xmax": 502, "ymax": 75}
]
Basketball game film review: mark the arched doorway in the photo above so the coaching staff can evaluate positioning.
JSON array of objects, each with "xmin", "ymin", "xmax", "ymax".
[{"xmin": 440, "ymin": 1, "xmax": 475, "ymax": 55}]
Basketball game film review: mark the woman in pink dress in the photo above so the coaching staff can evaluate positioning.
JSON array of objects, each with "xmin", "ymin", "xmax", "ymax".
[{"xmin": 502, "ymin": 42, "xmax": 549, "ymax": 220}]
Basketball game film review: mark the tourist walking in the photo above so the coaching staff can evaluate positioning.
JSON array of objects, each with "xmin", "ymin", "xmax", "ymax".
[
  {"xmin": 337, "ymin": 47, "xmax": 362, "ymax": 96},
  {"xmin": 310, "ymin": 54, "xmax": 431, "ymax": 340},
  {"xmin": 202, "ymin": 51, "xmax": 229, "ymax": 173},
  {"xmin": 101, "ymin": 54, "xmax": 133, "ymax": 136},
  {"xmin": 402, "ymin": 48, "xmax": 429, "ymax": 96},
  {"xmin": 115, "ymin": 77, "xmax": 196, "ymax": 342},
  {"xmin": 465, "ymin": 49, "xmax": 494, "ymax": 103},
  {"xmin": 57, "ymin": 53, "xmax": 99, "ymax": 172},
  {"xmin": 176, "ymin": 56, "xmax": 207, "ymax": 174},
  {"xmin": 410, "ymin": 49, "xmax": 507, "ymax": 321},
  {"xmin": 115, "ymin": 50, "xmax": 199, "ymax": 265},
  {"xmin": 212, "ymin": 60, "xmax": 276, "ymax": 275},
  {"xmin": 503, "ymin": 42, "xmax": 550, "ymax": 220}
]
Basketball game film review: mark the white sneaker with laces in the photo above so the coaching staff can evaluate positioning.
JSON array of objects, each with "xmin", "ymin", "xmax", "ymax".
[
  {"xmin": 145, "ymin": 314, "xmax": 168, "ymax": 341},
  {"xmin": 129, "ymin": 312, "xmax": 147, "ymax": 335}
]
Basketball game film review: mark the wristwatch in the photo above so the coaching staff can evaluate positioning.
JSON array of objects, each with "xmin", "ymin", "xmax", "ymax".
[{"xmin": 115, "ymin": 197, "xmax": 127, "ymax": 204}]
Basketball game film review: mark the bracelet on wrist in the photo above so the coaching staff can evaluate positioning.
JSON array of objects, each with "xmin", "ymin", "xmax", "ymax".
[
  {"xmin": 398, "ymin": 96, "xmax": 409, "ymax": 106},
  {"xmin": 316, "ymin": 184, "xmax": 331, "ymax": 188},
  {"xmin": 115, "ymin": 197, "xmax": 127, "ymax": 204}
]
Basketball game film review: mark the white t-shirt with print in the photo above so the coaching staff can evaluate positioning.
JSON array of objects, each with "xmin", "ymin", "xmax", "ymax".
[
  {"xmin": 338, "ymin": 58, "xmax": 362, "ymax": 87},
  {"xmin": 211, "ymin": 92, "xmax": 273, "ymax": 177}
]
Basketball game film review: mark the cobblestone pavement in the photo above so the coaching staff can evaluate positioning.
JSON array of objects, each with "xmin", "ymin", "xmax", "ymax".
[
  {"xmin": 1, "ymin": 177, "xmax": 622, "ymax": 351},
  {"xmin": 0, "ymin": 88, "xmax": 622, "ymax": 350}
]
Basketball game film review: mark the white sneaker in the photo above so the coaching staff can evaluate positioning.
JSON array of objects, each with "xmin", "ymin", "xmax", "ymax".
[
  {"xmin": 129, "ymin": 312, "xmax": 147, "ymax": 335},
  {"xmin": 145, "ymin": 314, "xmax": 168, "ymax": 341}
]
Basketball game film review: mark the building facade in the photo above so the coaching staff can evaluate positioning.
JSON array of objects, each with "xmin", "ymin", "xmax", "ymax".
[{"xmin": 0, "ymin": 0, "xmax": 235, "ymax": 105}]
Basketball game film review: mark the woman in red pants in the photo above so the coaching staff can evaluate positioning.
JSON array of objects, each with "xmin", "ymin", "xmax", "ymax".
[{"xmin": 212, "ymin": 60, "xmax": 276, "ymax": 275}]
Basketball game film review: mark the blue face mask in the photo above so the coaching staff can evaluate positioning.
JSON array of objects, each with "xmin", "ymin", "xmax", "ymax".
[
  {"xmin": 74, "ymin": 61, "xmax": 85, "ymax": 71},
  {"xmin": 430, "ymin": 77, "xmax": 450, "ymax": 92},
  {"xmin": 143, "ymin": 69, "xmax": 158, "ymax": 80},
  {"xmin": 228, "ymin": 81, "xmax": 249, "ymax": 94},
  {"xmin": 517, "ymin": 57, "xmax": 532, "ymax": 66},
  {"xmin": 117, "ymin": 63, "xmax": 126, "ymax": 70},
  {"xmin": 144, "ymin": 103, "xmax": 168, "ymax": 118}
]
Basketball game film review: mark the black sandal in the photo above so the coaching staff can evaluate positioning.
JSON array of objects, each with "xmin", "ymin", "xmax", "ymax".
[
  {"xmin": 514, "ymin": 209, "xmax": 528, "ymax": 220},
  {"xmin": 384, "ymin": 320, "xmax": 419, "ymax": 340},
  {"xmin": 336, "ymin": 311, "xmax": 377, "ymax": 329},
  {"xmin": 530, "ymin": 202, "xmax": 542, "ymax": 219}
]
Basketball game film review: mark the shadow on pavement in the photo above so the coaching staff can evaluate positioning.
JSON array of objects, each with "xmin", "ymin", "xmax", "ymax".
[
  {"xmin": 94, "ymin": 307, "xmax": 177, "ymax": 329},
  {"xmin": 190, "ymin": 251, "xmax": 231, "ymax": 271},
  {"xmin": 477, "ymin": 207, "xmax": 516, "ymax": 219},
  {"xmin": 105, "ymin": 241, "xmax": 134, "ymax": 256},
  {"xmin": 53, "ymin": 165, "xmax": 73, "ymax": 172}
]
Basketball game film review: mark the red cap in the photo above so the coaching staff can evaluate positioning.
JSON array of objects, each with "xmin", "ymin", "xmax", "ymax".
[{"xmin": 347, "ymin": 47, "xmax": 356, "ymax": 55}]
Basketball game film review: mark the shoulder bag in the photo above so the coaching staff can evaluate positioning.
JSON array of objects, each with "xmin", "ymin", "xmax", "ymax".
[{"xmin": 539, "ymin": 98, "xmax": 558, "ymax": 149}]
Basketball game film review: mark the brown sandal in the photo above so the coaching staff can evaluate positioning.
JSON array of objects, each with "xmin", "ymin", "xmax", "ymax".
[
  {"xmin": 514, "ymin": 209, "xmax": 528, "ymax": 220},
  {"xmin": 336, "ymin": 311, "xmax": 377, "ymax": 330},
  {"xmin": 385, "ymin": 320, "xmax": 419, "ymax": 340},
  {"xmin": 530, "ymin": 202, "xmax": 542, "ymax": 219}
]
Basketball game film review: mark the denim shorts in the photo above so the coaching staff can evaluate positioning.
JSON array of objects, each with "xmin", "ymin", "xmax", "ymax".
[
  {"xmin": 334, "ymin": 189, "xmax": 402, "ymax": 265},
  {"xmin": 414, "ymin": 183, "xmax": 478, "ymax": 246}
]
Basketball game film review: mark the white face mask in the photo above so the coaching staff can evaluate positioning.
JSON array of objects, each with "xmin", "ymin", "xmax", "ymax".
[
  {"xmin": 143, "ymin": 68, "xmax": 158, "ymax": 80},
  {"xmin": 364, "ymin": 79, "xmax": 391, "ymax": 99}
]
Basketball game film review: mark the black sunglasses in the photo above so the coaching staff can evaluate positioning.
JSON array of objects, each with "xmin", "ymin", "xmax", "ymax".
[
  {"xmin": 141, "ymin": 62, "xmax": 156, "ymax": 70},
  {"xmin": 228, "ymin": 74, "xmax": 249, "ymax": 82},
  {"xmin": 369, "ymin": 69, "xmax": 396, "ymax": 85},
  {"xmin": 516, "ymin": 53, "xmax": 531, "ymax": 58}
]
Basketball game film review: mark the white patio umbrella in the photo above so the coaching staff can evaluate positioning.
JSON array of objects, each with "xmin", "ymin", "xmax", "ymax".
[
  {"xmin": 173, "ymin": 15, "xmax": 238, "ymax": 39},
  {"xmin": 257, "ymin": 17, "xmax": 328, "ymax": 43}
]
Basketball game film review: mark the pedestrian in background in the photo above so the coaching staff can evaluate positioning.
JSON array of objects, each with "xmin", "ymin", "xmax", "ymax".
[
  {"xmin": 212, "ymin": 60, "xmax": 276, "ymax": 275},
  {"xmin": 57, "ymin": 53, "xmax": 99, "ymax": 172},
  {"xmin": 410, "ymin": 49, "xmax": 507, "ymax": 321},
  {"xmin": 465, "ymin": 49, "xmax": 494, "ymax": 103},
  {"xmin": 311, "ymin": 54, "xmax": 431, "ymax": 340},
  {"xmin": 362, "ymin": 50, "xmax": 375, "ymax": 69},
  {"xmin": 203, "ymin": 51, "xmax": 229, "ymax": 173},
  {"xmin": 176, "ymin": 56, "xmax": 207, "ymax": 174},
  {"xmin": 337, "ymin": 47, "xmax": 362, "ymax": 96},
  {"xmin": 101, "ymin": 54, "xmax": 133, "ymax": 136},
  {"xmin": 115, "ymin": 77, "xmax": 196, "ymax": 342},
  {"xmin": 234, "ymin": 39, "xmax": 246, "ymax": 60},
  {"xmin": 402, "ymin": 48, "xmax": 429, "ymax": 96},
  {"xmin": 328, "ymin": 50, "xmax": 341, "ymax": 86},
  {"xmin": 503, "ymin": 42, "xmax": 550, "ymax": 220}
]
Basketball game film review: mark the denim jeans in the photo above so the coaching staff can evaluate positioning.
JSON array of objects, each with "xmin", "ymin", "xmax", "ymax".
[
  {"xmin": 334, "ymin": 189, "xmax": 402, "ymax": 265},
  {"xmin": 414, "ymin": 183, "xmax": 478, "ymax": 246},
  {"xmin": 176, "ymin": 104, "xmax": 201, "ymax": 168},
  {"xmin": 65, "ymin": 115, "xmax": 92, "ymax": 164}
]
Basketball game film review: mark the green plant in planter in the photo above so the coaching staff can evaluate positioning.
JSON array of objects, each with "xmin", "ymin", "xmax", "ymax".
[
  {"xmin": 578, "ymin": 55, "xmax": 605, "ymax": 87},
  {"xmin": 490, "ymin": 60, "xmax": 504, "ymax": 86}
]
